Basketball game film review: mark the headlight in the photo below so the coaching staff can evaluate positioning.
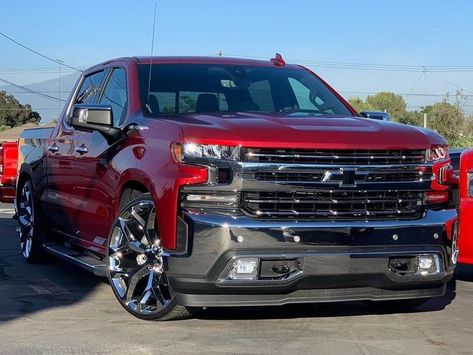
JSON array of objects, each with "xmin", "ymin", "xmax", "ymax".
[
  {"xmin": 173, "ymin": 143, "xmax": 240, "ymax": 162},
  {"xmin": 426, "ymin": 145, "xmax": 449, "ymax": 162}
]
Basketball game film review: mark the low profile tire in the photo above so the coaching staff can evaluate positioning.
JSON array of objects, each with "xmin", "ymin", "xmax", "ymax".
[
  {"xmin": 106, "ymin": 193, "xmax": 198, "ymax": 321},
  {"xmin": 17, "ymin": 179, "xmax": 48, "ymax": 263}
]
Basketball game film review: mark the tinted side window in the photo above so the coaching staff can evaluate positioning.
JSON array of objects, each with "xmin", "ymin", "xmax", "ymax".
[
  {"xmin": 100, "ymin": 68, "xmax": 127, "ymax": 127},
  {"xmin": 75, "ymin": 70, "xmax": 106, "ymax": 105}
]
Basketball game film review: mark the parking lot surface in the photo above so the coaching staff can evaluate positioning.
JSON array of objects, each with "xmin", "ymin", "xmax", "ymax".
[{"xmin": 1, "ymin": 202, "xmax": 473, "ymax": 354}]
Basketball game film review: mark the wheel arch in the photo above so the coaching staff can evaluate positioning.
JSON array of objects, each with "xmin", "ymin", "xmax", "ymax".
[
  {"xmin": 119, "ymin": 180, "xmax": 150, "ymax": 209},
  {"xmin": 116, "ymin": 168, "xmax": 156, "ymax": 214},
  {"xmin": 15, "ymin": 165, "xmax": 34, "ymax": 205}
]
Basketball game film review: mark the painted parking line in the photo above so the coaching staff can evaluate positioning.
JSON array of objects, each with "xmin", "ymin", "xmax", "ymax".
[{"xmin": 0, "ymin": 209, "xmax": 15, "ymax": 214}]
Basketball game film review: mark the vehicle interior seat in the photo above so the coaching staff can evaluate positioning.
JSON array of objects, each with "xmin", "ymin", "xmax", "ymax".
[{"xmin": 195, "ymin": 93, "xmax": 219, "ymax": 113}]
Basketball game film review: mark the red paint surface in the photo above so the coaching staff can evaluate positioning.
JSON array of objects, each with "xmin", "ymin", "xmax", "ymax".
[
  {"xmin": 459, "ymin": 149, "xmax": 473, "ymax": 264},
  {"xmin": 0, "ymin": 142, "xmax": 18, "ymax": 203}
]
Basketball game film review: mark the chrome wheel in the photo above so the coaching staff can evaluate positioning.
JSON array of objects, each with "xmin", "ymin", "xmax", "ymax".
[
  {"xmin": 18, "ymin": 181, "xmax": 34, "ymax": 259},
  {"xmin": 107, "ymin": 198, "xmax": 173, "ymax": 316}
]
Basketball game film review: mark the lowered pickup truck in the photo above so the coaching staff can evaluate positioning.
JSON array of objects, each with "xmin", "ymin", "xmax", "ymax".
[{"xmin": 16, "ymin": 55, "xmax": 467, "ymax": 320}]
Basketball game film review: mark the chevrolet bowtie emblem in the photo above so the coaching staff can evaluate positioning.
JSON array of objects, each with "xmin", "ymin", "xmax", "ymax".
[{"xmin": 339, "ymin": 168, "xmax": 357, "ymax": 187}]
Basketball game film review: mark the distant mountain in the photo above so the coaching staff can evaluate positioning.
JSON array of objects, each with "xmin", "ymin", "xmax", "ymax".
[{"xmin": 0, "ymin": 72, "xmax": 80, "ymax": 123}]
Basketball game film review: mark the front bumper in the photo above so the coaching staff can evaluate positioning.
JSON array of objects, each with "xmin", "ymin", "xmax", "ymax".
[{"xmin": 165, "ymin": 209, "xmax": 457, "ymax": 307}]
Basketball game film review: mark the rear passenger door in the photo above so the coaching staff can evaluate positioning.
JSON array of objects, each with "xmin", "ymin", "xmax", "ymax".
[
  {"xmin": 45, "ymin": 70, "xmax": 107, "ymax": 240},
  {"xmin": 72, "ymin": 67, "xmax": 128, "ymax": 252}
]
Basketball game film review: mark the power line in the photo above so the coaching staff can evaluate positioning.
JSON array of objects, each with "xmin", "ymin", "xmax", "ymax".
[
  {"xmin": 224, "ymin": 53, "xmax": 473, "ymax": 73},
  {"xmin": 0, "ymin": 69, "xmax": 80, "ymax": 74},
  {"xmin": 0, "ymin": 77, "xmax": 66, "ymax": 102},
  {"xmin": 0, "ymin": 31, "xmax": 83, "ymax": 72},
  {"xmin": 407, "ymin": 69, "xmax": 425, "ymax": 96},
  {"xmin": 0, "ymin": 108, "xmax": 57, "ymax": 111},
  {"xmin": 427, "ymin": 71, "xmax": 473, "ymax": 95},
  {"xmin": 0, "ymin": 67, "xmax": 81, "ymax": 71},
  {"xmin": 3, "ymin": 90, "xmax": 71, "ymax": 94}
]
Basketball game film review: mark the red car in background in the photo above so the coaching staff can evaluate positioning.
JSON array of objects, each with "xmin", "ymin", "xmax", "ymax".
[{"xmin": 0, "ymin": 141, "xmax": 18, "ymax": 203}]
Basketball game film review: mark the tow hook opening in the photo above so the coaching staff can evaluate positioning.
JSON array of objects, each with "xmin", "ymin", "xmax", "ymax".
[{"xmin": 389, "ymin": 254, "xmax": 441, "ymax": 276}]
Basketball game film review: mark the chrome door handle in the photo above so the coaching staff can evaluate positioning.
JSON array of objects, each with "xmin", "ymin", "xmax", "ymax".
[
  {"xmin": 47, "ymin": 143, "xmax": 59, "ymax": 153},
  {"xmin": 75, "ymin": 144, "xmax": 89, "ymax": 155}
]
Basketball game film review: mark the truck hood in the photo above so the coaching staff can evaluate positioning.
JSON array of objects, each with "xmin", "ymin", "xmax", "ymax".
[{"xmin": 157, "ymin": 112, "xmax": 446, "ymax": 150}]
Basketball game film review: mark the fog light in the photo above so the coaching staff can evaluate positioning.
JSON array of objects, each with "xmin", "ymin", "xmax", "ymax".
[
  {"xmin": 417, "ymin": 255, "xmax": 440, "ymax": 275},
  {"xmin": 226, "ymin": 258, "xmax": 259, "ymax": 280},
  {"xmin": 418, "ymin": 256, "xmax": 433, "ymax": 269}
]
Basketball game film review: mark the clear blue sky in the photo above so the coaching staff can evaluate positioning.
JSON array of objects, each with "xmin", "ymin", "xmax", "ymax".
[{"xmin": 2, "ymin": 0, "xmax": 473, "ymax": 114}]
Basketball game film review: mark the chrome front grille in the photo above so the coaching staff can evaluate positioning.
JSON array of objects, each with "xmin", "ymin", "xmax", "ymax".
[
  {"xmin": 254, "ymin": 169, "xmax": 431, "ymax": 185},
  {"xmin": 242, "ymin": 191, "xmax": 424, "ymax": 220},
  {"xmin": 240, "ymin": 148, "xmax": 430, "ymax": 220},
  {"xmin": 245, "ymin": 148, "xmax": 426, "ymax": 165}
]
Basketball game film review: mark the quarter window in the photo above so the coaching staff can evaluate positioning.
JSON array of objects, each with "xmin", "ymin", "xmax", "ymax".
[{"xmin": 75, "ymin": 70, "xmax": 106, "ymax": 105}]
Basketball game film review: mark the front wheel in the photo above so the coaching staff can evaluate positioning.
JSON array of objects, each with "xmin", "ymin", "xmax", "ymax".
[{"xmin": 106, "ymin": 193, "xmax": 198, "ymax": 320}]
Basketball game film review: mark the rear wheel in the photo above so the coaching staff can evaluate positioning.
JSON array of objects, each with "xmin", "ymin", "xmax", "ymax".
[
  {"xmin": 106, "ymin": 193, "xmax": 197, "ymax": 320},
  {"xmin": 17, "ymin": 179, "xmax": 48, "ymax": 263}
]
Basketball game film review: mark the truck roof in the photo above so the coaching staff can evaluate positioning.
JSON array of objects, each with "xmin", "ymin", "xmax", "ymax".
[{"xmin": 89, "ymin": 55, "xmax": 301, "ymax": 71}]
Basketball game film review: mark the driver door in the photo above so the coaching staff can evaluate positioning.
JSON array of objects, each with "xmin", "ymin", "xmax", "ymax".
[
  {"xmin": 72, "ymin": 67, "xmax": 128, "ymax": 253},
  {"xmin": 45, "ymin": 69, "xmax": 107, "ymax": 241}
]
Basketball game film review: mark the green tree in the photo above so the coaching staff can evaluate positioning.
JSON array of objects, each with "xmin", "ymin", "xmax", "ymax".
[
  {"xmin": 365, "ymin": 92, "xmax": 407, "ymax": 119},
  {"xmin": 347, "ymin": 97, "xmax": 375, "ymax": 113},
  {"xmin": 179, "ymin": 95, "xmax": 196, "ymax": 113},
  {"xmin": 398, "ymin": 111, "xmax": 423, "ymax": 126},
  {"xmin": 0, "ymin": 91, "xmax": 41, "ymax": 127},
  {"xmin": 423, "ymin": 100, "xmax": 465, "ymax": 145}
]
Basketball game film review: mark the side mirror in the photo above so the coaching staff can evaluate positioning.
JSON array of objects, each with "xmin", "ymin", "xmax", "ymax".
[{"xmin": 70, "ymin": 104, "xmax": 121, "ymax": 143}]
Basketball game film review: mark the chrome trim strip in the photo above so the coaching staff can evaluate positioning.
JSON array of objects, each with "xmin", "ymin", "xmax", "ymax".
[
  {"xmin": 185, "ymin": 208, "xmax": 457, "ymax": 228},
  {"xmin": 240, "ymin": 162, "xmax": 432, "ymax": 170}
]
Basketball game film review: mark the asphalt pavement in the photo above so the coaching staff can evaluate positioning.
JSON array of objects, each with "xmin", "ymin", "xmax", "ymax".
[{"xmin": 1, "ymin": 202, "xmax": 473, "ymax": 354}]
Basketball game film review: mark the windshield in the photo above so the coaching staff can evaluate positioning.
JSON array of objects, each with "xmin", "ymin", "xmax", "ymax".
[{"xmin": 137, "ymin": 63, "xmax": 354, "ymax": 116}]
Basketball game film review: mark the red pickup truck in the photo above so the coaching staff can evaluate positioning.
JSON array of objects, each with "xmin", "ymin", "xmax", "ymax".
[
  {"xmin": 16, "ymin": 55, "xmax": 467, "ymax": 320},
  {"xmin": 0, "ymin": 141, "xmax": 18, "ymax": 203}
]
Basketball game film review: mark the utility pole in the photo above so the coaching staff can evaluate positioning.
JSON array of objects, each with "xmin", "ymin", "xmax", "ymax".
[{"xmin": 423, "ymin": 112, "xmax": 427, "ymax": 128}]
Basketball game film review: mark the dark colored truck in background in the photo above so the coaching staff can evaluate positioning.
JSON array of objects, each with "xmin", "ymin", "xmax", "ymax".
[{"xmin": 15, "ymin": 55, "xmax": 467, "ymax": 320}]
